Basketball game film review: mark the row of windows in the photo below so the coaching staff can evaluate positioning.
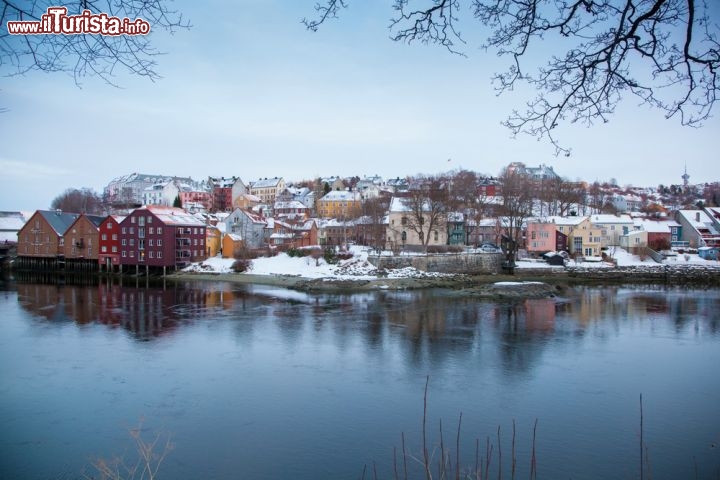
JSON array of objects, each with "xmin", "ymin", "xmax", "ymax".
[
  {"xmin": 100, "ymin": 246, "xmax": 118, "ymax": 253},
  {"xmin": 122, "ymin": 250, "xmax": 163, "ymax": 258},
  {"xmin": 122, "ymin": 226, "xmax": 163, "ymax": 235},
  {"xmin": 122, "ymin": 238, "xmax": 164, "ymax": 247},
  {"xmin": 100, "ymin": 233, "xmax": 118, "ymax": 241},
  {"xmin": 130, "ymin": 216, "xmax": 153, "ymax": 225}
]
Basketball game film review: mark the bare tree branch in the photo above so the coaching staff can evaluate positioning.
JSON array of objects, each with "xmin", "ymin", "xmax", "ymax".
[
  {"xmin": 1, "ymin": 0, "xmax": 190, "ymax": 87},
  {"xmin": 304, "ymin": 0, "xmax": 719, "ymax": 154}
]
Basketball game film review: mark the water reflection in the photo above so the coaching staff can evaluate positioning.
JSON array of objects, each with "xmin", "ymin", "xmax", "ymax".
[
  {"xmin": 15, "ymin": 281, "xmax": 720, "ymax": 364},
  {"xmin": 4, "ymin": 280, "xmax": 720, "ymax": 480}
]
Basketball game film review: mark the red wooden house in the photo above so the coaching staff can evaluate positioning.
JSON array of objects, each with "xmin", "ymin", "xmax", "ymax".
[
  {"xmin": 98, "ymin": 215, "xmax": 125, "ymax": 272},
  {"xmin": 119, "ymin": 206, "xmax": 207, "ymax": 274}
]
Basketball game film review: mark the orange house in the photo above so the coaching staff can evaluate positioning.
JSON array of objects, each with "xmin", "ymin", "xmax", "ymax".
[{"xmin": 222, "ymin": 233, "xmax": 244, "ymax": 258}]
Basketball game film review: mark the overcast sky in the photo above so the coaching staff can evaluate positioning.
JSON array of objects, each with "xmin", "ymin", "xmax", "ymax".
[{"xmin": 1, "ymin": 1, "xmax": 718, "ymax": 211}]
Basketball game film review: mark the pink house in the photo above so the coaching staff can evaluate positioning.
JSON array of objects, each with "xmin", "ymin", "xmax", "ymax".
[{"xmin": 526, "ymin": 220, "xmax": 568, "ymax": 254}]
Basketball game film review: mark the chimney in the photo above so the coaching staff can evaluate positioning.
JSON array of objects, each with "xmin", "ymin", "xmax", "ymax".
[
  {"xmin": 55, "ymin": 209, "xmax": 62, "ymax": 215},
  {"xmin": 696, "ymin": 212, "xmax": 701, "ymax": 222}
]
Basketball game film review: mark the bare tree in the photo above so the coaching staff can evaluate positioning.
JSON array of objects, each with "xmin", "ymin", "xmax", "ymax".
[
  {"xmin": 498, "ymin": 167, "xmax": 534, "ymax": 263},
  {"xmin": 51, "ymin": 187, "xmax": 104, "ymax": 214},
  {"xmin": 359, "ymin": 196, "xmax": 390, "ymax": 251},
  {"xmin": 1, "ymin": 1, "xmax": 189, "ymax": 87},
  {"xmin": 544, "ymin": 177, "xmax": 585, "ymax": 216},
  {"xmin": 304, "ymin": 0, "xmax": 719, "ymax": 154},
  {"xmin": 402, "ymin": 174, "xmax": 450, "ymax": 250}
]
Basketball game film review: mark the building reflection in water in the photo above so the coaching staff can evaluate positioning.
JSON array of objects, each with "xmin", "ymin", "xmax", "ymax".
[{"xmin": 14, "ymin": 281, "xmax": 720, "ymax": 368}]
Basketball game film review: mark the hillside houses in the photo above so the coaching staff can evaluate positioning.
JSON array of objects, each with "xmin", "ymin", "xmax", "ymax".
[{"xmin": 12, "ymin": 164, "xmax": 718, "ymax": 272}]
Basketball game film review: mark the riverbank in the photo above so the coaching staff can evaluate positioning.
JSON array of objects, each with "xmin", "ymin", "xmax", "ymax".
[{"xmin": 169, "ymin": 262, "xmax": 720, "ymax": 297}]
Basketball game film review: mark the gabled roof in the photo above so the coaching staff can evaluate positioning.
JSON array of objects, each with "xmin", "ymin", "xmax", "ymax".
[
  {"xmin": 321, "ymin": 190, "xmax": 361, "ymax": 201},
  {"xmin": 138, "ymin": 206, "xmax": 206, "ymax": 226},
  {"xmin": 230, "ymin": 208, "xmax": 266, "ymax": 225},
  {"xmin": 678, "ymin": 210, "xmax": 716, "ymax": 231},
  {"xmin": 542, "ymin": 215, "xmax": 588, "ymax": 227},
  {"xmin": 36, "ymin": 210, "xmax": 80, "ymax": 235},
  {"xmin": 634, "ymin": 219, "xmax": 679, "ymax": 233},
  {"xmin": 274, "ymin": 200, "xmax": 308, "ymax": 210},
  {"xmin": 389, "ymin": 196, "xmax": 432, "ymax": 213},
  {"xmin": 251, "ymin": 177, "xmax": 284, "ymax": 189},
  {"xmin": 590, "ymin": 214, "xmax": 633, "ymax": 224}
]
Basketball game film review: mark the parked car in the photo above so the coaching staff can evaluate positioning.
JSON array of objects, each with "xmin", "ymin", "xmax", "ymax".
[{"xmin": 479, "ymin": 243, "xmax": 501, "ymax": 253}]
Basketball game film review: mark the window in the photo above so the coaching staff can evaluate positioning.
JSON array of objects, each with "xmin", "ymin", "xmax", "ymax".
[
  {"xmin": 157, "ymin": 227, "xmax": 162, "ymax": 234},
  {"xmin": 149, "ymin": 251, "xmax": 154, "ymax": 258},
  {"xmin": 101, "ymin": 234, "xmax": 107, "ymax": 241},
  {"xmin": 148, "ymin": 216, "xmax": 152, "ymax": 223},
  {"xmin": 139, "ymin": 240, "xmax": 144, "ymax": 250},
  {"xmin": 200, "ymin": 239, "xmax": 204, "ymax": 246},
  {"xmin": 122, "ymin": 227, "xmax": 126, "ymax": 234},
  {"xmin": 149, "ymin": 239, "xmax": 154, "ymax": 247},
  {"xmin": 122, "ymin": 239, "xmax": 127, "ymax": 246},
  {"xmin": 112, "ymin": 246, "xmax": 117, "ymax": 253},
  {"xmin": 194, "ymin": 228, "xmax": 198, "ymax": 235},
  {"xmin": 158, "ymin": 239, "xmax": 162, "ymax": 246},
  {"xmin": 129, "ymin": 227, "xmax": 134, "ymax": 234},
  {"xmin": 131, "ymin": 217, "xmax": 135, "ymax": 224},
  {"xmin": 401, "ymin": 216, "xmax": 407, "ymax": 226},
  {"xmin": 122, "ymin": 251, "xmax": 126, "ymax": 258},
  {"xmin": 108, "ymin": 222, "xmax": 113, "ymax": 229},
  {"xmin": 149, "ymin": 227, "xmax": 154, "ymax": 235},
  {"xmin": 434, "ymin": 230, "xmax": 439, "ymax": 241},
  {"xmin": 101, "ymin": 246, "xmax": 107, "ymax": 253},
  {"xmin": 139, "ymin": 228, "xmax": 145, "ymax": 238},
  {"xmin": 138, "ymin": 216, "xmax": 145, "ymax": 226},
  {"xmin": 130, "ymin": 251, "xmax": 135, "ymax": 257},
  {"xmin": 158, "ymin": 251, "xmax": 162, "ymax": 259},
  {"xmin": 401, "ymin": 231, "xmax": 407, "ymax": 241},
  {"xmin": 112, "ymin": 234, "xmax": 117, "ymax": 241},
  {"xmin": 194, "ymin": 239, "xmax": 198, "ymax": 246},
  {"xmin": 129, "ymin": 239, "xmax": 135, "ymax": 246},
  {"xmin": 531, "ymin": 231, "xmax": 537, "ymax": 240}
]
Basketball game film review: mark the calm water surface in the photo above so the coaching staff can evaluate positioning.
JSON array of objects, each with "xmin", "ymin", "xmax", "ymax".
[{"xmin": 0, "ymin": 278, "xmax": 719, "ymax": 479}]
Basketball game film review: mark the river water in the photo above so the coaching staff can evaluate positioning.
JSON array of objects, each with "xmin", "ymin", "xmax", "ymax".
[{"xmin": 0, "ymin": 278, "xmax": 718, "ymax": 479}]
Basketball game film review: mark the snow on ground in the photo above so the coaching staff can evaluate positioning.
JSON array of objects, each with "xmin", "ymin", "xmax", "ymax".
[
  {"xmin": 184, "ymin": 246, "xmax": 451, "ymax": 280},
  {"xmin": 184, "ymin": 246, "xmax": 720, "ymax": 279},
  {"xmin": 183, "ymin": 256, "xmax": 236, "ymax": 273}
]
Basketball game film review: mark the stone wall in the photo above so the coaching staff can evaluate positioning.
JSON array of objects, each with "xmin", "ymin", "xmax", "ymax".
[
  {"xmin": 368, "ymin": 253, "xmax": 503, "ymax": 274},
  {"xmin": 565, "ymin": 265, "xmax": 720, "ymax": 285}
]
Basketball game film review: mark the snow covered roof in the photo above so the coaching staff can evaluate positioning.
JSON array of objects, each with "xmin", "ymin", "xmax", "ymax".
[
  {"xmin": 0, "ymin": 213, "xmax": 27, "ymax": 232},
  {"xmin": 590, "ymin": 214, "xmax": 633, "ymax": 224},
  {"xmin": 274, "ymin": 200, "xmax": 308, "ymax": 210},
  {"xmin": 543, "ymin": 215, "xmax": 588, "ymax": 226},
  {"xmin": 447, "ymin": 212, "xmax": 464, "ymax": 222},
  {"xmin": 252, "ymin": 177, "xmax": 283, "ymax": 189},
  {"xmin": 321, "ymin": 190, "xmax": 361, "ymax": 201},
  {"xmin": 634, "ymin": 219, "xmax": 679, "ymax": 233},
  {"xmin": 388, "ymin": 196, "xmax": 433, "ymax": 213},
  {"xmin": 140, "ymin": 206, "xmax": 206, "ymax": 226},
  {"xmin": 678, "ymin": 210, "xmax": 716, "ymax": 230},
  {"xmin": 225, "ymin": 233, "xmax": 242, "ymax": 242}
]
